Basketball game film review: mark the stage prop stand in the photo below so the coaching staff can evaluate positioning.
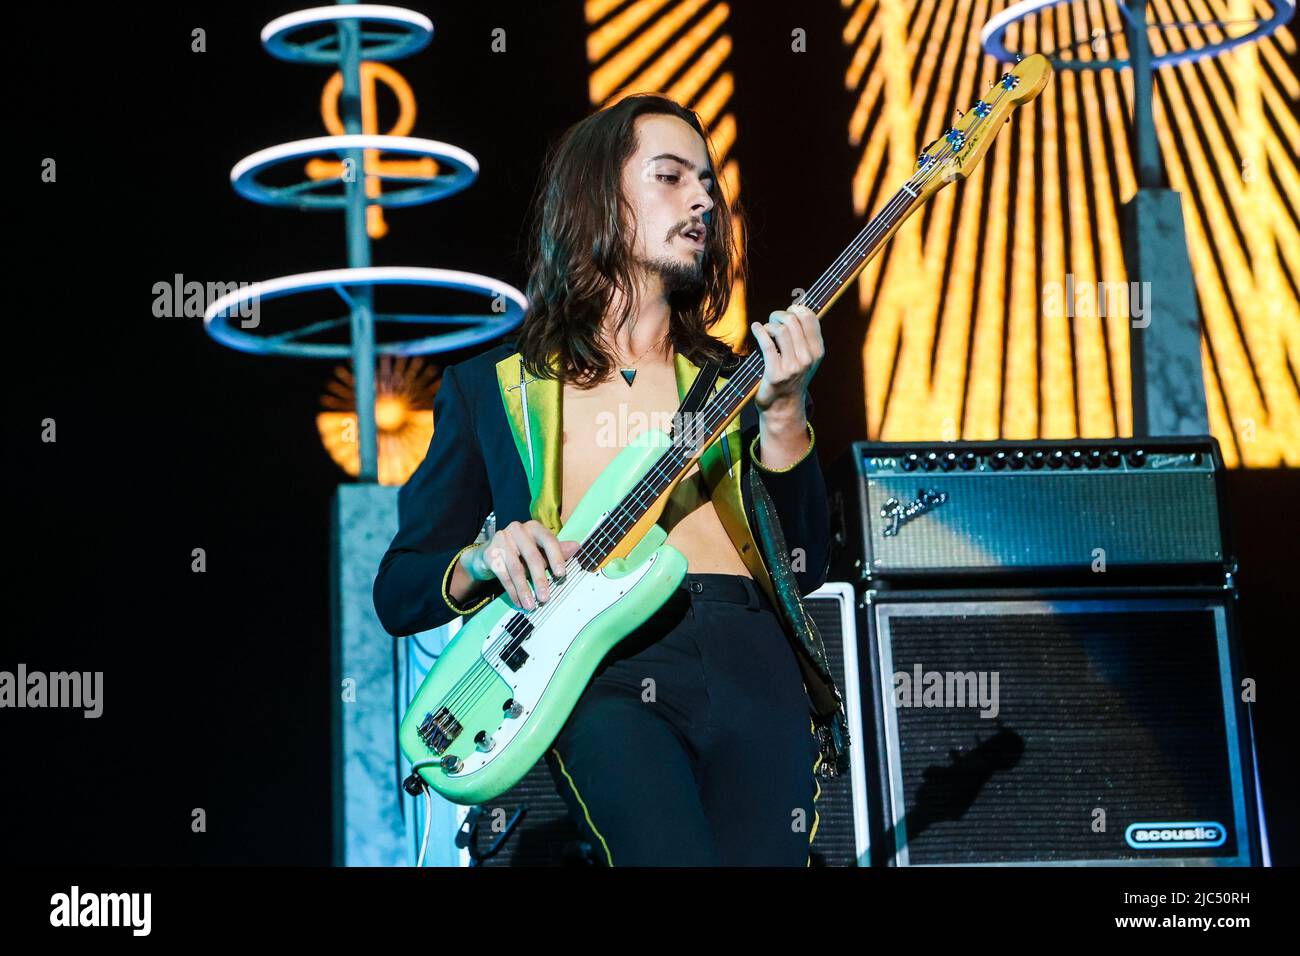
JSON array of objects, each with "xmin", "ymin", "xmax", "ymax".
[
  {"xmin": 1120, "ymin": 0, "xmax": 1209, "ymax": 437},
  {"xmin": 205, "ymin": 0, "xmax": 526, "ymax": 866},
  {"xmin": 331, "ymin": 11, "xmax": 415, "ymax": 867}
]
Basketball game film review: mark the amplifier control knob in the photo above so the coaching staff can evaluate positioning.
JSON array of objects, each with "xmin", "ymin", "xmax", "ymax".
[
  {"xmin": 960, "ymin": 452, "xmax": 978, "ymax": 470},
  {"xmin": 1009, "ymin": 451, "xmax": 1027, "ymax": 470},
  {"xmin": 940, "ymin": 452, "xmax": 958, "ymax": 471},
  {"xmin": 1126, "ymin": 449, "xmax": 1146, "ymax": 468},
  {"xmin": 1086, "ymin": 449, "xmax": 1103, "ymax": 469},
  {"xmin": 1104, "ymin": 449, "xmax": 1122, "ymax": 468},
  {"xmin": 990, "ymin": 452, "xmax": 1008, "ymax": 470},
  {"xmin": 1048, "ymin": 450, "xmax": 1066, "ymax": 469},
  {"xmin": 1067, "ymin": 450, "xmax": 1085, "ymax": 468},
  {"xmin": 1029, "ymin": 451, "xmax": 1046, "ymax": 469},
  {"xmin": 923, "ymin": 452, "xmax": 940, "ymax": 471},
  {"xmin": 902, "ymin": 453, "xmax": 920, "ymax": 472}
]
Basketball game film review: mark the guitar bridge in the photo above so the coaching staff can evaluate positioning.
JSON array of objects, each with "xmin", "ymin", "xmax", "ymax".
[{"xmin": 416, "ymin": 706, "xmax": 462, "ymax": 754}]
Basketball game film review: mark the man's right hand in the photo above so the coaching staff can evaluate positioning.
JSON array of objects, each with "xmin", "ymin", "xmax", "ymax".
[{"xmin": 461, "ymin": 520, "xmax": 580, "ymax": 610}]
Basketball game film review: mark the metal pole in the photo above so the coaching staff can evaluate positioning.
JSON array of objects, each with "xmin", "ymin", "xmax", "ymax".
[
  {"xmin": 1126, "ymin": 0, "xmax": 1163, "ymax": 188},
  {"xmin": 338, "ymin": 2, "xmax": 379, "ymax": 482}
]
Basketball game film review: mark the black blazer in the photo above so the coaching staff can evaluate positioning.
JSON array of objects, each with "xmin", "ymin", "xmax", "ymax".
[{"xmin": 373, "ymin": 342, "xmax": 830, "ymax": 638}]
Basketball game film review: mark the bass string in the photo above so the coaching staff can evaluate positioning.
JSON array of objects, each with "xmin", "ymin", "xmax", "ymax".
[
  {"xmin": 438, "ymin": 87, "xmax": 1011, "ymax": 720},
  {"xmin": 572, "ymin": 100, "xmax": 1001, "ymax": 565},
  {"xmin": 449, "ymin": 109, "xmax": 989, "ymax": 708},
  {"xmin": 440, "ymin": 102, "xmax": 991, "ymax": 718}
]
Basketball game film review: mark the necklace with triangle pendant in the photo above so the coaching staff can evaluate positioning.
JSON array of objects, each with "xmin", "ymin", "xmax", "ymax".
[{"xmin": 619, "ymin": 368, "xmax": 637, "ymax": 386}]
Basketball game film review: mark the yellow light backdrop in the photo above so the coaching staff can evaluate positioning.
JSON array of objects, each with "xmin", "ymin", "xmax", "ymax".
[{"xmin": 841, "ymin": 0, "xmax": 1298, "ymax": 466}]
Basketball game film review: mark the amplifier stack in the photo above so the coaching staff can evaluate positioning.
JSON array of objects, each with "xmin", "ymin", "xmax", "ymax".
[{"xmin": 821, "ymin": 436, "xmax": 1264, "ymax": 866}]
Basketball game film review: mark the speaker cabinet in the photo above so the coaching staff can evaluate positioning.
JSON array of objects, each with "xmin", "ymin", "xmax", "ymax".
[
  {"xmin": 859, "ymin": 587, "xmax": 1261, "ymax": 866},
  {"xmin": 802, "ymin": 584, "xmax": 871, "ymax": 866}
]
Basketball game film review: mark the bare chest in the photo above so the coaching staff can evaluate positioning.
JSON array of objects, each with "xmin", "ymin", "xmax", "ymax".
[{"xmin": 560, "ymin": 367, "xmax": 688, "ymax": 520}]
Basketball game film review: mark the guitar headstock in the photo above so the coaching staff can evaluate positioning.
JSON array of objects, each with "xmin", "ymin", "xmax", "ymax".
[{"xmin": 913, "ymin": 53, "xmax": 1052, "ymax": 202}]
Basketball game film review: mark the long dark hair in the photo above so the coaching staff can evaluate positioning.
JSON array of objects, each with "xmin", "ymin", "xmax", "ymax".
[{"xmin": 517, "ymin": 93, "xmax": 744, "ymax": 386}]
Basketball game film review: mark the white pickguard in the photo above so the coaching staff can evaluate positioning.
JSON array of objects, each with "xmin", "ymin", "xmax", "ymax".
[{"xmin": 450, "ymin": 551, "xmax": 661, "ymax": 777}]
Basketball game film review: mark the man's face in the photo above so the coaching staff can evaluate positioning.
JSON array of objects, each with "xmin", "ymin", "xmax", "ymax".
[{"xmin": 621, "ymin": 113, "xmax": 717, "ymax": 296}]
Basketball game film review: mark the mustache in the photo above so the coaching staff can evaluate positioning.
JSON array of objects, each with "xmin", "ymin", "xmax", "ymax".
[{"xmin": 668, "ymin": 219, "xmax": 707, "ymax": 240}]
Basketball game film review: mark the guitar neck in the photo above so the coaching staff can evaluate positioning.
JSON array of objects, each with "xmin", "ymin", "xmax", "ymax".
[
  {"xmin": 572, "ymin": 58, "xmax": 1049, "ymax": 571},
  {"xmin": 574, "ymin": 184, "xmax": 923, "ymax": 571}
]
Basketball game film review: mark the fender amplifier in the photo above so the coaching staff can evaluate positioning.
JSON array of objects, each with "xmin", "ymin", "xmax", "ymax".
[{"xmin": 828, "ymin": 437, "xmax": 1231, "ymax": 584}]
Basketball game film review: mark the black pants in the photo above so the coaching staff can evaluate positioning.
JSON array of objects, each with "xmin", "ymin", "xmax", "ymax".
[{"xmin": 543, "ymin": 572, "xmax": 822, "ymax": 866}]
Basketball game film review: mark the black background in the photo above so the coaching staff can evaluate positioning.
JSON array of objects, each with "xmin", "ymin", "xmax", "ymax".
[{"xmin": 5, "ymin": 1, "xmax": 1295, "ymax": 865}]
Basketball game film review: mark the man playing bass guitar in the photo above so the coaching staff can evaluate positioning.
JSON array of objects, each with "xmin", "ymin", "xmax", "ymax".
[{"xmin": 374, "ymin": 93, "xmax": 848, "ymax": 866}]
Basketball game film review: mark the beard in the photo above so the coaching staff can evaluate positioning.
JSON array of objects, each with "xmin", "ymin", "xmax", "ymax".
[{"xmin": 641, "ymin": 248, "xmax": 705, "ymax": 295}]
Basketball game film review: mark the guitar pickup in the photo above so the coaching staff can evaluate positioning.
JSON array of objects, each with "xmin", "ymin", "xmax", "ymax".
[
  {"xmin": 498, "ymin": 615, "xmax": 534, "ymax": 672},
  {"xmin": 504, "ymin": 646, "xmax": 530, "ymax": 672}
]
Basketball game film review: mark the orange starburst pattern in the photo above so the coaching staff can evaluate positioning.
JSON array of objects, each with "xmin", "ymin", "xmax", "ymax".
[{"xmin": 318, "ymin": 356, "xmax": 439, "ymax": 485}]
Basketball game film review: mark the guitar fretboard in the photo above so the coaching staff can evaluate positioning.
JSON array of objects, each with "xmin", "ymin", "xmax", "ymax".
[
  {"xmin": 573, "ymin": 182, "xmax": 921, "ymax": 571},
  {"xmin": 574, "ymin": 73, "xmax": 1024, "ymax": 570}
]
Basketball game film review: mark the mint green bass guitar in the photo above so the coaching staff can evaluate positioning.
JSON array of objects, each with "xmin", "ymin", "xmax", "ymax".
[
  {"xmin": 398, "ymin": 55, "xmax": 1050, "ymax": 805},
  {"xmin": 402, "ymin": 428, "xmax": 690, "ymax": 806}
]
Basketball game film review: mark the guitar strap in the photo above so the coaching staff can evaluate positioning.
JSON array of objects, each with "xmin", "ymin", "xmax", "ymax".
[
  {"xmin": 675, "ymin": 357, "xmax": 724, "ymax": 422},
  {"xmin": 747, "ymin": 463, "xmax": 851, "ymax": 777}
]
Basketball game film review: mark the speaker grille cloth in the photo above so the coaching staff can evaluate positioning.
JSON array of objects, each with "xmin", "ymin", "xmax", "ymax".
[{"xmin": 885, "ymin": 608, "xmax": 1238, "ymax": 864}]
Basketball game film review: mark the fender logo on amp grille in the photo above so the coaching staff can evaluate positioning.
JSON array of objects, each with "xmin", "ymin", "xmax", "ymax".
[{"xmin": 880, "ymin": 488, "xmax": 948, "ymax": 536}]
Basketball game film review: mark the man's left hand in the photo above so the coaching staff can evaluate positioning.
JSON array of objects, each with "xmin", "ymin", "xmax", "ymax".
[{"xmin": 751, "ymin": 302, "xmax": 823, "ymax": 422}]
